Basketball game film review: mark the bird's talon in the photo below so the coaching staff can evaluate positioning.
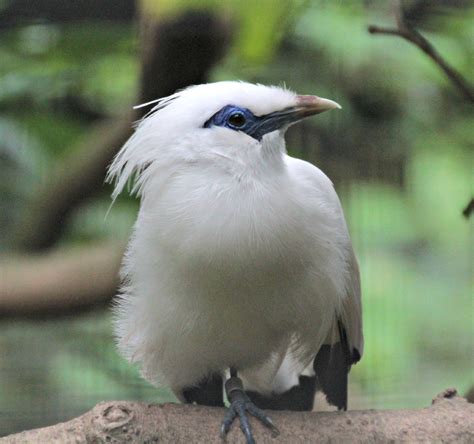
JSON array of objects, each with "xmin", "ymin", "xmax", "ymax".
[{"xmin": 221, "ymin": 380, "xmax": 277, "ymax": 444}]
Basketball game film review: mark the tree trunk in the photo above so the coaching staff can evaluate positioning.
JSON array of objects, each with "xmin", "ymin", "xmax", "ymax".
[{"xmin": 12, "ymin": 8, "xmax": 232, "ymax": 252}]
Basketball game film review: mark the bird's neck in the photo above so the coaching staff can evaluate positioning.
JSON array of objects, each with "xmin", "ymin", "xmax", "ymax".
[{"xmin": 237, "ymin": 131, "xmax": 287, "ymax": 181}]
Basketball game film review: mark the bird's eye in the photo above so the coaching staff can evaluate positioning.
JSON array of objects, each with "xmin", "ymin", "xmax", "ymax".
[{"xmin": 228, "ymin": 112, "xmax": 246, "ymax": 128}]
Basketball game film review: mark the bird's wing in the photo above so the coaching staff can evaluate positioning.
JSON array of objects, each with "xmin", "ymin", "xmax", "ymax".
[
  {"xmin": 284, "ymin": 155, "xmax": 364, "ymax": 411},
  {"xmin": 284, "ymin": 155, "xmax": 363, "ymax": 357},
  {"xmin": 340, "ymin": 245, "xmax": 364, "ymax": 363},
  {"xmin": 314, "ymin": 245, "xmax": 363, "ymax": 410}
]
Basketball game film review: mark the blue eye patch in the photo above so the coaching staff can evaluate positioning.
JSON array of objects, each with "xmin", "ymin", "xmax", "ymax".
[
  {"xmin": 204, "ymin": 105, "xmax": 257, "ymax": 136},
  {"xmin": 204, "ymin": 104, "xmax": 297, "ymax": 141}
]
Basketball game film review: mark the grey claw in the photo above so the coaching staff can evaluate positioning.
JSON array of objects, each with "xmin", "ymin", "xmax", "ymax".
[
  {"xmin": 239, "ymin": 416, "xmax": 255, "ymax": 444},
  {"xmin": 220, "ymin": 406, "xmax": 237, "ymax": 439},
  {"xmin": 246, "ymin": 402, "xmax": 280, "ymax": 436},
  {"xmin": 220, "ymin": 423, "xmax": 227, "ymax": 440}
]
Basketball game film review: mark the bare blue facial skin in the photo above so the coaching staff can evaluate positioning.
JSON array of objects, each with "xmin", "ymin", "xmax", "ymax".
[{"xmin": 204, "ymin": 104, "xmax": 298, "ymax": 141}]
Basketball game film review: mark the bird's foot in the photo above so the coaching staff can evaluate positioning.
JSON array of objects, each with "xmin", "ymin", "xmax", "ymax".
[{"xmin": 220, "ymin": 376, "xmax": 279, "ymax": 444}]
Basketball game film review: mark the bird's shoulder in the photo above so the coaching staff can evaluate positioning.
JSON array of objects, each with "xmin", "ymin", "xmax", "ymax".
[{"xmin": 284, "ymin": 155, "xmax": 340, "ymax": 205}]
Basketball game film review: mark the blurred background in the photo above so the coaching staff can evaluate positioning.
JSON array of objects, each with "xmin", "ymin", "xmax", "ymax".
[{"xmin": 0, "ymin": 0, "xmax": 472, "ymax": 437}]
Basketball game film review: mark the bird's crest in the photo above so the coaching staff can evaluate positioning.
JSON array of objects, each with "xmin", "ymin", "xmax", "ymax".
[{"xmin": 106, "ymin": 92, "xmax": 182, "ymax": 201}]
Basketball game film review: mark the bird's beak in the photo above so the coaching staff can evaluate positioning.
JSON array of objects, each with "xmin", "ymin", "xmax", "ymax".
[
  {"xmin": 260, "ymin": 95, "xmax": 341, "ymax": 129},
  {"xmin": 293, "ymin": 95, "xmax": 341, "ymax": 118},
  {"xmin": 248, "ymin": 95, "xmax": 341, "ymax": 140}
]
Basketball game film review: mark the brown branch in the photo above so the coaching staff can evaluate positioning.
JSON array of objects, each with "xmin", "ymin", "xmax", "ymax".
[
  {"xmin": 2, "ymin": 389, "xmax": 473, "ymax": 443},
  {"xmin": 0, "ymin": 242, "xmax": 124, "ymax": 319},
  {"xmin": 368, "ymin": 2, "xmax": 474, "ymax": 104}
]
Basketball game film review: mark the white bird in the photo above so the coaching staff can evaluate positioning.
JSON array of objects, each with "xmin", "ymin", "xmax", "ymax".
[{"xmin": 107, "ymin": 81, "xmax": 363, "ymax": 443}]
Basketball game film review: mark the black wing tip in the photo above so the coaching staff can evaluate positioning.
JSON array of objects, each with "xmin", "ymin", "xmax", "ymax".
[{"xmin": 352, "ymin": 348, "xmax": 361, "ymax": 364}]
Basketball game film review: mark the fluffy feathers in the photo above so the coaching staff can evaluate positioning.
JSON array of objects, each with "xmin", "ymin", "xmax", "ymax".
[{"xmin": 108, "ymin": 81, "xmax": 363, "ymax": 404}]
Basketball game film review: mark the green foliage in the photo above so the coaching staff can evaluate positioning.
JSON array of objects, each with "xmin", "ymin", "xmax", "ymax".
[
  {"xmin": 143, "ymin": 0, "xmax": 305, "ymax": 64},
  {"xmin": 0, "ymin": 23, "xmax": 137, "ymax": 111}
]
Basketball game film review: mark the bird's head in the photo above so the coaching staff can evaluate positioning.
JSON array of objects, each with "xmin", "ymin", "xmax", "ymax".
[{"xmin": 108, "ymin": 81, "xmax": 340, "ymax": 198}]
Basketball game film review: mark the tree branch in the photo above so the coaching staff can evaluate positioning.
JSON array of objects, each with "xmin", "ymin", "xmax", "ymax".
[
  {"xmin": 2, "ymin": 389, "xmax": 473, "ymax": 443},
  {"xmin": 0, "ymin": 242, "xmax": 124, "ymax": 319},
  {"xmin": 369, "ymin": 1, "xmax": 474, "ymax": 218},
  {"xmin": 368, "ymin": 2, "xmax": 474, "ymax": 104}
]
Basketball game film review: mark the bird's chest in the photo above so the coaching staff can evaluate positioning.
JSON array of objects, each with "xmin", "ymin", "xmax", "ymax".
[
  {"xmin": 146, "ymin": 171, "xmax": 316, "ymax": 279},
  {"xmin": 133, "ymin": 170, "xmax": 344, "ymax": 374}
]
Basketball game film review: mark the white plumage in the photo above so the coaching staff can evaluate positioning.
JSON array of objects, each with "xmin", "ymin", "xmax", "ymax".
[{"xmin": 108, "ymin": 81, "xmax": 362, "ymax": 406}]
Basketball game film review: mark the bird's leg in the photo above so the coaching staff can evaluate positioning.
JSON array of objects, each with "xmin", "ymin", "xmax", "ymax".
[{"xmin": 220, "ymin": 368, "xmax": 279, "ymax": 444}]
